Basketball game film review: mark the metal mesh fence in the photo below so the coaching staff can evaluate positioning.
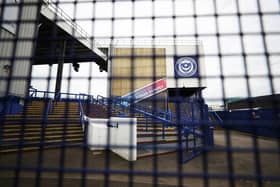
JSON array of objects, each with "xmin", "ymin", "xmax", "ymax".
[{"xmin": 0, "ymin": 0, "xmax": 279, "ymax": 186}]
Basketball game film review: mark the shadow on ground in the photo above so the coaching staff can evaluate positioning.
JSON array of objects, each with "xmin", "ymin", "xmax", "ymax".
[{"xmin": 1, "ymin": 130, "xmax": 279, "ymax": 187}]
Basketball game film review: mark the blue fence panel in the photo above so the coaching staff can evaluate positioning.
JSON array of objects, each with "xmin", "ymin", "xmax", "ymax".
[
  {"xmin": 0, "ymin": 96, "xmax": 23, "ymax": 114},
  {"xmin": 216, "ymin": 109, "xmax": 280, "ymax": 138}
]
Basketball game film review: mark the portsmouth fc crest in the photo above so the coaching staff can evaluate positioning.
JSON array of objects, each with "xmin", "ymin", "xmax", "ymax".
[{"xmin": 174, "ymin": 56, "xmax": 199, "ymax": 78}]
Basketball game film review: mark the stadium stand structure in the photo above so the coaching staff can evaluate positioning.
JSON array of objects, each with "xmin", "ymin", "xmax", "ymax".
[
  {"xmin": 1, "ymin": 0, "xmax": 279, "ymax": 186},
  {"xmin": 1, "ymin": 99, "xmax": 84, "ymax": 153},
  {"xmin": 1, "ymin": 89, "xmax": 213, "ymax": 163}
]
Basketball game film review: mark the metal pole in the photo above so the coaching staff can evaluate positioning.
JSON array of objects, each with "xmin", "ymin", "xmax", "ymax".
[{"xmin": 55, "ymin": 40, "xmax": 67, "ymax": 99}]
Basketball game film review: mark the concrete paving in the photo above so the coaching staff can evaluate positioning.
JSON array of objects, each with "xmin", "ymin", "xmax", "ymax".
[{"xmin": 0, "ymin": 130, "xmax": 279, "ymax": 187}]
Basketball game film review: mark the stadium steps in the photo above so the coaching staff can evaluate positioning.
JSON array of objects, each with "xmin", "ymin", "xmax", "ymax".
[
  {"xmin": 136, "ymin": 125, "xmax": 188, "ymax": 158},
  {"xmin": 82, "ymin": 102, "xmax": 189, "ymax": 158},
  {"xmin": 110, "ymin": 107, "xmax": 190, "ymax": 158},
  {"xmin": 0, "ymin": 100, "xmax": 84, "ymax": 153},
  {"xmin": 1, "ymin": 100, "xmax": 195, "ymax": 159}
]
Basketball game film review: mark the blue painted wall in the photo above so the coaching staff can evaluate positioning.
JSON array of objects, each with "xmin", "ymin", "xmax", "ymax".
[
  {"xmin": 0, "ymin": 96, "xmax": 23, "ymax": 114},
  {"xmin": 213, "ymin": 109, "xmax": 280, "ymax": 138}
]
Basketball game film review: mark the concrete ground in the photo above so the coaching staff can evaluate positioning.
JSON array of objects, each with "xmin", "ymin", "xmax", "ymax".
[{"xmin": 0, "ymin": 130, "xmax": 279, "ymax": 187}]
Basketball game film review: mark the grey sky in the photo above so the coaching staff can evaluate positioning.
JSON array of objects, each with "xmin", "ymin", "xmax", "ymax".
[{"xmin": 31, "ymin": 0, "xmax": 280, "ymax": 105}]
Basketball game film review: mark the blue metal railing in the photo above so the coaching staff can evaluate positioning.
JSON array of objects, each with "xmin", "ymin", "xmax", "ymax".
[
  {"xmin": 209, "ymin": 107, "xmax": 223, "ymax": 127},
  {"xmin": 29, "ymin": 86, "xmax": 37, "ymax": 98},
  {"xmin": 29, "ymin": 89, "xmax": 95, "ymax": 102},
  {"xmin": 29, "ymin": 89, "xmax": 128, "ymax": 129},
  {"xmin": 96, "ymin": 94, "xmax": 214, "ymax": 163},
  {"xmin": 28, "ymin": 89, "xmax": 213, "ymax": 163},
  {"xmin": 29, "ymin": 90, "xmax": 211, "ymax": 136},
  {"xmin": 97, "ymin": 95, "xmax": 206, "ymax": 132},
  {"xmin": 78, "ymin": 96, "xmax": 89, "ymax": 143},
  {"xmin": 97, "ymin": 95, "xmax": 174, "ymax": 122},
  {"xmin": 42, "ymin": 99, "xmax": 52, "ymax": 127}
]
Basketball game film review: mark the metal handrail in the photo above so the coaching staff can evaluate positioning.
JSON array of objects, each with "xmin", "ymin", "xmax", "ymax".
[
  {"xmin": 97, "ymin": 95, "xmax": 204, "ymax": 137},
  {"xmin": 212, "ymin": 111, "xmax": 223, "ymax": 123},
  {"xmin": 29, "ymin": 89, "xmax": 205, "ymax": 136},
  {"xmin": 209, "ymin": 108, "xmax": 223, "ymax": 125},
  {"xmin": 42, "ymin": 0, "xmax": 103, "ymax": 50},
  {"xmin": 29, "ymin": 90, "xmax": 96, "ymax": 130},
  {"xmin": 78, "ymin": 97, "xmax": 87, "ymax": 129},
  {"xmin": 29, "ymin": 89, "xmax": 96, "ymax": 102},
  {"xmin": 43, "ymin": 0, "xmax": 89, "ymax": 41},
  {"xmin": 27, "ymin": 89, "xmax": 211, "ymax": 163},
  {"xmin": 97, "ymin": 95, "xmax": 170, "ymax": 119},
  {"xmin": 43, "ymin": 99, "xmax": 51, "ymax": 127}
]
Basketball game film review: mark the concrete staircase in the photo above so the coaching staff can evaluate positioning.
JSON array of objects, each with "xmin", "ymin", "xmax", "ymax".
[
  {"xmin": 1, "ymin": 99, "xmax": 191, "ymax": 159},
  {"xmin": 83, "ymin": 101, "xmax": 193, "ymax": 158},
  {"xmin": 123, "ymin": 111, "xmax": 186, "ymax": 158},
  {"xmin": 96, "ymin": 104, "xmax": 187, "ymax": 158},
  {"xmin": 83, "ymin": 102, "xmax": 185, "ymax": 158},
  {"xmin": 0, "ymin": 100, "xmax": 84, "ymax": 153}
]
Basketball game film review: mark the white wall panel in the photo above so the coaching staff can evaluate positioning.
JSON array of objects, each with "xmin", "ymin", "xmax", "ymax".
[{"xmin": 0, "ymin": 0, "xmax": 39, "ymax": 97}]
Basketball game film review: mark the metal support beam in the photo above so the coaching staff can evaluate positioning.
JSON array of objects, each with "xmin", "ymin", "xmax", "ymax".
[{"xmin": 55, "ymin": 40, "xmax": 67, "ymax": 99}]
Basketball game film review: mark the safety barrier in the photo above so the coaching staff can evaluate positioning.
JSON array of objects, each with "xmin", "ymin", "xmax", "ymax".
[
  {"xmin": 29, "ymin": 88, "xmax": 93, "ymax": 101},
  {"xmin": 0, "ymin": 95, "xmax": 23, "ymax": 114},
  {"xmin": 43, "ymin": 98, "xmax": 51, "ymax": 127},
  {"xmin": 87, "ymin": 117, "xmax": 137, "ymax": 161},
  {"xmin": 96, "ymin": 94, "xmax": 214, "ymax": 163},
  {"xmin": 28, "ymin": 89, "xmax": 214, "ymax": 163},
  {"xmin": 29, "ymin": 89, "xmax": 139, "ymax": 160},
  {"xmin": 215, "ymin": 109, "xmax": 280, "ymax": 138}
]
